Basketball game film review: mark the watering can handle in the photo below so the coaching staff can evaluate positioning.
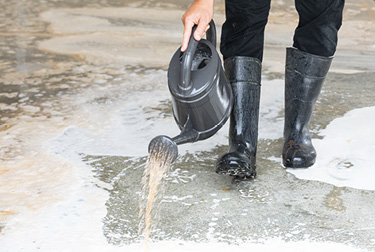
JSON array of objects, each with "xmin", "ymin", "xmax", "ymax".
[
  {"xmin": 206, "ymin": 20, "xmax": 216, "ymax": 48},
  {"xmin": 180, "ymin": 20, "xmax": 216, "ymax": 90}
]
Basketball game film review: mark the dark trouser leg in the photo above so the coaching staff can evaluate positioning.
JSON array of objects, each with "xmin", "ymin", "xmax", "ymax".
[
  {"xmin": 283, "ymin": 0, "xmax": 345, "ymax": 168},
  {"xmin": 293, "ymin": 0, "xmax": 345, "ymax": 57},
  {"xmin": 220, "ymin": 0, "xmax": 271, "ymax": 62}
]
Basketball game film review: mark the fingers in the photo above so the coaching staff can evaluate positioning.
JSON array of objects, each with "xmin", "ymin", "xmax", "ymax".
[
  {"xmin": 180, "ymin": 0, "xmax": 214, "ymax": 52},
  {"xmin": 181, "ymin": 22, "xmax": 210, "ymax": 52},
  {"xmin": 193, "ymin": 22, "xmax": 209, "ymax": 41},
  {"xmin": 205, "ymin": 25, "xmax": 210, "ymax": 33},
  {"xmin": 181, "ymin": 20, "xmax": 194, "ymax": 52}
]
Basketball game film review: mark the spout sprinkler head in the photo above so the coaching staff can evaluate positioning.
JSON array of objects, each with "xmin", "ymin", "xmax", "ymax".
[{"xmin": 148, "ymin": 135, "xmax": 178, "ymax": 163}]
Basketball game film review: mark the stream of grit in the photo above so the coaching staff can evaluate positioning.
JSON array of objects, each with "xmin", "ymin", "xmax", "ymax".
[{"xmin": 139, "ymin": 141, "xmax": 175, "ymax": 251}]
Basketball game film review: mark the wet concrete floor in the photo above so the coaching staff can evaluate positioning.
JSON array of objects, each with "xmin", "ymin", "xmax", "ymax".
[{"xmin": 1, "ymin": 0, "xmax": 375, "ymax": 251}]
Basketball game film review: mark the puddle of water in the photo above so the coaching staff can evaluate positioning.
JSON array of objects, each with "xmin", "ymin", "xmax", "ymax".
[{"xmin": 287, "ymin": 106, "xmax": 375, "ymax": 191}]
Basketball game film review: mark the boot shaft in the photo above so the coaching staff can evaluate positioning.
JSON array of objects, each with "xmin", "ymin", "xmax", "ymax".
[
  {"xmin": 284, "ymin": 47, "xmax": 333, "ymax": 138},
  {"xmin": 286, "ymin": 47, "xmax": 332, "ymax": 78},
  {"xmin": 283, "ymin": 48, "xmax": 333, "ymax": 168},
  {"xmin": 216, "ymin": 56, "xmax": 262, "ymax": 177},
  {"xmin": 225, "ymin": 56, "xmax": 261, "ymax": 85},
  {"xmin": 224, "ymin": 57, "xmax": 261, "ymax": 152},
  {"xmin": 285, "ymin": 47, "xmax": 333, "ymax": 107}
]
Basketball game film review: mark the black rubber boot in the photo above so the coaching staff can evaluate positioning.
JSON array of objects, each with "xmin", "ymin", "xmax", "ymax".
[
  {"xmin": 283, "ymin": 47, "xmax": 333, "ymax": 168},
  {"xmin": 216, "ymin": 56, "xmax": 261, "ymax": 178}
]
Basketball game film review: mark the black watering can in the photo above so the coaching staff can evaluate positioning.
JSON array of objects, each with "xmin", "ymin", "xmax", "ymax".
[{"xmin": 148, "ymin": 20, "xmax": 233, "ymax": 162}]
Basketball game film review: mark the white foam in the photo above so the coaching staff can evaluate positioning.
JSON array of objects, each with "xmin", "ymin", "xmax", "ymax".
[
  {"xmin": 259, "ymin": 78, "xmax": 284, "ymax": 140},
  {"xmin": 287, "ymin": 106, "xmax": 375, "ymax": 191},
  {"xmin": 1, "ymin": 234, "xmax": 371, "ymax": 252}
]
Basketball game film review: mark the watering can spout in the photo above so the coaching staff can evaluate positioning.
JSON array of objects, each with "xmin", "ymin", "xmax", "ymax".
[
  {"xmin": 148, "ymin": 131, "xmax": 199, "ymax": 164},
  {"xmin": 172, "ymin": 129, "xmax": 199, "ymax": 145},
  {"xmin": 148, "ymin": 135, "xmax": 178, "ymax": 163},
  {"xmin": 148, "ymin": 118, "xmax": 200, "ymax": 163}
]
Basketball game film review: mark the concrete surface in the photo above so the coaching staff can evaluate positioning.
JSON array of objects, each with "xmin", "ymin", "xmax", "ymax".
[{"xmin": 1, "ymin": 0, "xmax": 375, "ymax": 251}]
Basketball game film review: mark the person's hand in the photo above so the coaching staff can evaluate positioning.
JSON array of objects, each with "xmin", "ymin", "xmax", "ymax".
[{"xmin": 181, "ymin": 0, "xmax": 214, "ymax": 52}]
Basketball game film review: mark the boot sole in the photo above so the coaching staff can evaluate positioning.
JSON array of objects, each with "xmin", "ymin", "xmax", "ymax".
[
  {"xmin": 283, "ymin": 160, "xmax": 315, "ymax": 168},
  {"xmin": 216, "ymin": 160, "xmax": 256, "ymax": 178}
]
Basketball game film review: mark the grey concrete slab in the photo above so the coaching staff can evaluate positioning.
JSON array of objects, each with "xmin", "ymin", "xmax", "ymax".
[{"xmin": 0, "ymin": 0, "xmax": 375, "ymax": 251}]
